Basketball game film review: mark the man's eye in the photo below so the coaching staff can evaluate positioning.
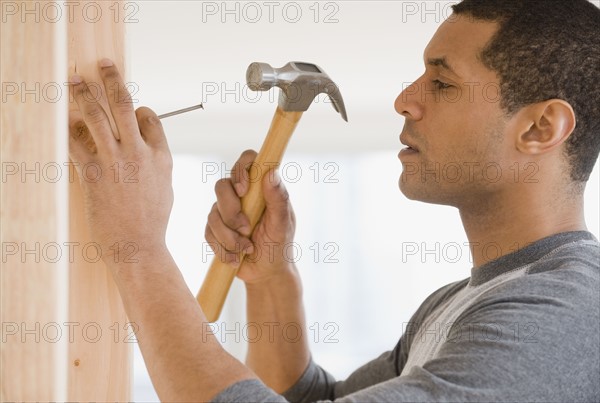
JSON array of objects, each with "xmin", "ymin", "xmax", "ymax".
[{"xmin": 433, "ymin": 79, "xmax": 452, "ymax": 90}]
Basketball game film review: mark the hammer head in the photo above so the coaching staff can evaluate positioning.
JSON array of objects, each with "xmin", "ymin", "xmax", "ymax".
[{"xmin": 246, "ymin": 61, "xmax": 348, "ymax": 122}]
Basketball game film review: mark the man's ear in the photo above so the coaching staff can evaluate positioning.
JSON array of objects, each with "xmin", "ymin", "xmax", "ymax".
[{"xmin": 512, "ymin": 100, "xmax": 576, "ymax": 155}]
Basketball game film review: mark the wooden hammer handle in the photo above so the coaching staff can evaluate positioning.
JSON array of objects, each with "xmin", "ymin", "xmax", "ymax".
[{"xmin": 197, "ymin": 107, "xmax": 303, "ymax": 322}]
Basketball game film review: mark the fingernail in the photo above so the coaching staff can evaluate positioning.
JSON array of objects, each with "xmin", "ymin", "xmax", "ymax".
[
  {"xmin": 69, "ymin": 75, "xmax": 82, "ymax": 85},
  {"xmin": 99, "ymin": 58, "xmax": 114, "ymax": 68}
]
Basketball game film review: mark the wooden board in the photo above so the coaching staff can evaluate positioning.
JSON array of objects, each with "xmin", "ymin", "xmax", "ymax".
[
  {"xmin": 1, "ymin": 1, "xmax": 131, "ymax": 401},
  {"xmin": 1, "ymin": 1, "xmax": 68, "ymax": 400},
  {"xmin": 67, "ymin": 1, "xmax": 131, "ymax": 401}
]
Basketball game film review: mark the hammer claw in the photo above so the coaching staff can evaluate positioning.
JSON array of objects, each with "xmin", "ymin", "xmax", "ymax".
[{"xmin": 328, "ymin": 89, "xmax": 348, "ymax": 122}]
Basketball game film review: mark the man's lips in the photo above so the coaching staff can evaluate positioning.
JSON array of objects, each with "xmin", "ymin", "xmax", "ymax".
[
  {"xmin": 398, "ymin": 147, "xmax": 419, "ymax": 159},
  {"xmin": 399, "ymin": 134, "xmax": 420, "ymax": 156}
]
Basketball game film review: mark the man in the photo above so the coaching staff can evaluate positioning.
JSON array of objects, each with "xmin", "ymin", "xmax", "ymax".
[{"xmin": 68, "ymin": 0, "xmax": 599, "ymax": 401}]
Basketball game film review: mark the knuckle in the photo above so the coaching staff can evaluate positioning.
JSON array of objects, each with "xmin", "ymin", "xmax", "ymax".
[
  {"xmin": 69, "ymin": 120, "xmax": 86, "ymax": 137},
  {"xmin": 214, "ymin": 178, "xmax": 229, "ymax": 193},
  {"xmin": 113, "ymin": 97, "xmax": 134, "ymax": 114},
  {"xmin": 241, "ymin": 149, "xmax": 257, "ymax": 159},
  {"xmin": 84, "ymin": 106, "xmax": 105, "ymax": 124},
  {"xmin": 108, "ymin": 83, "xmax": 133, "ymax": 111}
]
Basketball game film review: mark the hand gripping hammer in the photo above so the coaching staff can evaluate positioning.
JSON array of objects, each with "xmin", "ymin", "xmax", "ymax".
[{"xmin": 196, "ymin": 61, "xmax": 348, "ymax": 322}]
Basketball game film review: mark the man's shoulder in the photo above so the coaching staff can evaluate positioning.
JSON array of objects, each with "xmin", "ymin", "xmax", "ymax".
[
  {"xmin": 506, "ymin": 237, "xmax": 600, "ymax": 302},
  {"xmin": 471, "ymin": 238, "xmax": 600, "ymax": 321},
  {"xmin": 525, "ymin": 237, "xmax": 599, "ymax": 276}
]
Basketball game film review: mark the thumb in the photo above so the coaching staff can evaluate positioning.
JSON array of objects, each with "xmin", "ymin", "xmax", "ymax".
[
  {"xmin": 261, "ymin": 169, "xmax": 292, "ymax": 225},
  {"xmin": 136, "ymin": 107, "xmax": 168, "ymax": 149}
]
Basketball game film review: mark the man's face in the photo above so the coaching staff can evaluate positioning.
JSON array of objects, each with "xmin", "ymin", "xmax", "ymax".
[{"xmin": 396, "ymin": 15, "xmax": 512, "ymax": 208}]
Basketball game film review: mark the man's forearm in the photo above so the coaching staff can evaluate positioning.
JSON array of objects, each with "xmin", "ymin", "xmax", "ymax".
[
  {"xmin": 245, "ymin": 266, "xmax": 311, "ymax": 394},
  {"xmin": 109, "ymin": 248, "xmax": 256, "ymax": 402}
]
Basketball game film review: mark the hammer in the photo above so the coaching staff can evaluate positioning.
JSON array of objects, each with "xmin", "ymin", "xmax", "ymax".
[{"xmin": 196, "ymin": 61, "xmax": 348, "ymax": 322}]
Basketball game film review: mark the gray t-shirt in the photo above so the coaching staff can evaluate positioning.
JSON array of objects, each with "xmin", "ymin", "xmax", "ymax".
[{"xmin": 213, "ymin": 231, "xmax": 600, "ymax": 402}]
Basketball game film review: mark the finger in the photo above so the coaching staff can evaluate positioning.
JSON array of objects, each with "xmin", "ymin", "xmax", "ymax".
[
  {"xmin": 231, "ymin": 149, "xmax": 258, "ymax": 197},
  {"xmin": 205, "ymin": 225, "xmax": 244, "ymax": 268},
  {"xmin": 68, "ymin": 109, "xmax": 95, "ymax": 162},
  {"xmin": 69, "ymin": 75, "xmax": 116, "ymax": 152},
  {"xmin": 204, "ymin": 226, "xmax": 219, "ymax": 253},
  {"xmin": 215, "ymin": 178, "xmax": 251, "ymax": 235},
  {"xmin": 135, "ymin": 107, "xmax": 168, "ymax": 148},
  {"xmin": 98, "ymin": 58, "xmax": 142, "ymax": 147},
  {"xmin": 207, "ymin": 203, "xmax": 254, "ymax": 256},
  {"xmin": 262, "ymin": 169, "xmax": 294, "ymax": 228},
  {"xmin": 68, "ymin": 127, "xmax": 90, "ymax": 164}
]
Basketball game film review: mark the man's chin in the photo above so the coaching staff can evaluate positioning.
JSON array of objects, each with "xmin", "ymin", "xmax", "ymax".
[
  {"xmin": 398, "ymin": 177, "xmax": 457, "ymax": 206},
  {"xmin": 399, "ymin": 177, "xmax": 424, "ymax": 200}
]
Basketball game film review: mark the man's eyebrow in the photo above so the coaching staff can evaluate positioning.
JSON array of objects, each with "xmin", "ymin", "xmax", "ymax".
[{"xmin": 427, "ymin": 57, "xmax": 461, "ymax": 77}]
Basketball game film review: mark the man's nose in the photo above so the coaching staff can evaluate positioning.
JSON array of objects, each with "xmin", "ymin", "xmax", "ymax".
[{"xmin": 395, "ymin": 81, "xmax": 423, "ymax": 121}]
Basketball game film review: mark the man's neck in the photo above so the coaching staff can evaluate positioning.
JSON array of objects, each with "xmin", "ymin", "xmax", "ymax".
[{"xmin": 459, "ymin": 190, "xmax": 587, "ymax": 268}]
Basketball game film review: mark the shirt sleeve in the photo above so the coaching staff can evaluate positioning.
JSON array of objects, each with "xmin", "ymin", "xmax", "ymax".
[
  {"xmin": 282, "ymin": 350, "xmax": 399, "ymax": 402},
  {"xmin": 211, "ymin": 350, "xmax": 402, "ymax": 403}
]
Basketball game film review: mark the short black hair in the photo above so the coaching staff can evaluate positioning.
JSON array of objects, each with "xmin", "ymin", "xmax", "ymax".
[{"xmin": 452, "ymin": 0, "xmax": 600, "ymax": 182}]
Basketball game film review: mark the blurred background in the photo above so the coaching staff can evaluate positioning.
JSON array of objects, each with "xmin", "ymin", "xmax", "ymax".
[{"xmin": 127, "ymin": 1, "xmax": 600, "ymax": 400}]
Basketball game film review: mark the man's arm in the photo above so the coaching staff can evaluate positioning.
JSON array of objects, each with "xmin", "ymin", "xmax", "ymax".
[
  {"xmin": 206, "ymin": 151, "xmax": 311, "ymax": 392},
  {"xmin": 112, "ymin": 250, "xmax": 256, "ymax": 401},
  {"xmin": 68, "ymin": 60, "xmax": 260, "ymax": 401},
  {"xmin": 245, "ymin": 267, "xmax": 311, "ymax": 393}
]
